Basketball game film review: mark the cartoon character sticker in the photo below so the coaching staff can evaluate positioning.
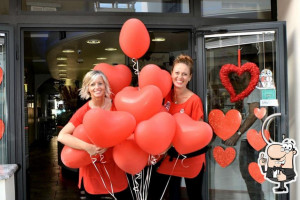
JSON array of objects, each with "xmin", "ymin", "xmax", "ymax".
[{"xmin": 258, "ymin": 138, "xmax": 298, "ymax": 193}]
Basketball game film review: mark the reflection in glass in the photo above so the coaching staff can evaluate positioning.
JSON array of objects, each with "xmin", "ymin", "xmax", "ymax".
[
  {"xmin": 202, "ymin": 0, "xmax": 271, "ymax": 19},
  {"xmin": 205, "ymin": 31, "xmax": 278, "ymax": 199},
  {"xmin": 0, "ymin": 0, "xmax": 8, "ymax": 15},
  {"xmin": 0, "ymin": 32, "xmax": 7, "ymax": 164},
  {"xmin": 22, "ymin": 0, "xmax": 190, "ymax": 13}
]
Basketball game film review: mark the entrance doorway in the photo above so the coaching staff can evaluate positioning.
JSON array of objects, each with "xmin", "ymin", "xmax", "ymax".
[{"xmin": 23, "ymin": 29, "xmax": 191, "ymax": 199}]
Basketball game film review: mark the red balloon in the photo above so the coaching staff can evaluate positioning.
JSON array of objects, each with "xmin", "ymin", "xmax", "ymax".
[
  {"xmin": 139, "ymin": 64, "xmax": 172, "ymax": 98},
  {"xmin": 61, "ymin": 124, "xmax": 93, "ymax": 168},
  {"xmin": 114, "ymin": 85, "xmax": 163, "ymax": 124},
  {"xmin": 172, "ymin": 113, "xmax": 213, "ymax": 154},
  {"xmin": 83, "ymin": 108, "xmax": 136, "ymax": 148},
  {"xmin": 113, "ymin": 136, "xmax": 149, "ymax": 175},
  {"xmin": 93, "ymin": 63, "xmax": 132, "ymax": 96},
  {"xmin": 135, "ymin": 112, "xmax": 176, "ymax": 155},
  {"xmin": 119, "ymin": 18, "xmax": 150, "ymax": 59}
]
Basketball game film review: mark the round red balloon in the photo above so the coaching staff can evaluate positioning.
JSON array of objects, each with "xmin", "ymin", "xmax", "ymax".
[
  {"xmin": 93, "ymin": 63, "xmax": 132, "ymax": 96},
  {"xmin": 173, "ymin": 113, "xmax": 213, "ymax": 155},
  {"xmin": 114, "ymin": 85, "xmax": 163, "ymax": 124},
  {"xmin": 135, "ymin": 112, "xmax": 176, "ymax": 155},
  {"xmin": 119, "ymin": 18, "xmax": 150, "ymax": 59},
  {"xmin": 139, "ymin": 64, "xmax": 172, "ymax": 98},
  {"xmin": 61, "ymin": 124, "xmax": 93, "ymax": 168},
  {"xmin": 113, "ymin": 136, "xmax": 149, "ymax": 175},
  {"xmin": 83, "ymin": 108, "xmax": 136, "ymax": 148}
]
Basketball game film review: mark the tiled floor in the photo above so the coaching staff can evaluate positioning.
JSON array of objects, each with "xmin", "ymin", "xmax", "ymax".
[{"xmin": 28, "ymin": 136, "xmax": 82, "ymax": 200}]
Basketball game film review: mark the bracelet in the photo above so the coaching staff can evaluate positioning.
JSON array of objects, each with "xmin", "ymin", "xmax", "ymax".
[{"xmin": 237, "ymin": 131, "xmax": 242, "ymax": 136}]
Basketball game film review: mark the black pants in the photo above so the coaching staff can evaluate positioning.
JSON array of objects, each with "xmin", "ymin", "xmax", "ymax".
[
  {"xmin": 239, "ymin": 140, "xmax": 264, "ymax": 200},
  {"xmin": 148, "ymin": 164, "xmax": 205, "ymax": 200}
]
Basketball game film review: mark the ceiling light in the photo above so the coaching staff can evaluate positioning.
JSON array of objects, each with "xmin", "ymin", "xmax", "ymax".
[
  {"xmin": 105, "ymin": 48, "xmax": 117, "ymax": 51},
  {"xmin": 96, "ymin": 57, "xmax": 107, "ymax": 60},
  {"xmin": 59, "ymin": 70, "xmax": 67, "ymax": 73},
  {"xmin": 86, "ymin": 39, "xmax": 101, "ymax": 44},
  {"xmin": 59, "ymin": 74, "xmax": 67, "ymax": 77},
  {"xmin": 62, "ymin": 49, "xmax": 75, "ymax": 53},
  {"xmin": 57, "ymin": 56, "xmax": 67, "ymax": 61},
  {"xmin": 57, "ymin": 63, "xmax": 67, "ymax": 67},
  {"xmin": 152, "ymin": 37, "xmax": 166, "ymax": 42}
]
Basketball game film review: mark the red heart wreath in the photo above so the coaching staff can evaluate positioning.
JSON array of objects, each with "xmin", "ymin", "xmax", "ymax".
[{"xmin": 219, "ymin": 62, "xmax": 260, "ymax": 102}]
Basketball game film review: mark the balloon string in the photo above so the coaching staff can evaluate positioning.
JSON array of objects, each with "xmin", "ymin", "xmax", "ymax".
[
  {"xmin": 160, "ymin": 155, "xmax": 180, "ymax": 200},
  {"xmin": 91, "ymin": 154, "xmax": 117, "ymax": 200},
  {"xmin": 180, "ymin": 154, "xmax": 189, "ymax": 168},
  {"xmin": 132, "ymin": 58, "xmax": 139, "ymax": 76}
]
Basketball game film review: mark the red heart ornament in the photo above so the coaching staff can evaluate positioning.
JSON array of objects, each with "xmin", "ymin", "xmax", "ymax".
[
  {"xmin": 208, "ymin": 109, "xmax": 242, "ymax": 141},
  {"xmin": 247, "ymin": 129, "xmax": 270, "ymax": 151},
  {"xmin": 139, "ymin": 64, "xmax": 172, "ymax": 98},
  {"xmin": 172, "ymin": 113, "xmax": 213, "ymax": 155},
  {"xmin": 213, "ymin": 146, "xmax": 236, "ymax": 168},
  {"xmin": 0, "ymin": 119, "xmax": 4, "ymax": 140},
  {"xmin": 254, "ymin": 107, "xmax": 266, "ymax": 119},
  {"xmin": 248, "ymin": 162, "xmax": 265, "ymax": 184},
  {"xmin": 61, "ymin": 124, "xmax": 93, "ymax": 168},
  {"xmin": 113, "ymin": 136, "xmax": 149, "ymax": 175},
  {"xmin": 219, "ymin": 62, "xmax": 260, "ymax": 102},
  {"xmin": 93, "ymin": 63, "xmax": 132, "ymax": 96},
  {"xmin": 135, "ymin": 112, "xmax": 176, "ymax": 155},
  {"xmin": 83, "ymin": 108, "xmax": 136, "ymax": 148},
  {"xmin": 114, "ymin": 85, "xmax": 163, "ymax": 123}
]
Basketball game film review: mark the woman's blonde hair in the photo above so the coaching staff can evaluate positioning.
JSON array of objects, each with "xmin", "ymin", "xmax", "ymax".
[{"xmin": 79, "ymin": 70, "xmax": 112, "ymax": 100}]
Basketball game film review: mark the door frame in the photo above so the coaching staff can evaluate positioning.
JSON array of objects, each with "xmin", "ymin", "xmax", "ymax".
[{"xmin": 195, "ymin": 21, "xmax": 288, "ymax": 200}]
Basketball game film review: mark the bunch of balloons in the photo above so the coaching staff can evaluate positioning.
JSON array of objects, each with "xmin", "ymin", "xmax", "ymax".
[{"xmin": 61, "ymin": 18, "xmax": 213, "ymax": 176}]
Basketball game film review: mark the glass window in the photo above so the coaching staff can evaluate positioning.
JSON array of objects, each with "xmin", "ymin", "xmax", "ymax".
[
  {"xmin": 0, "ymin": 0, "xmax": 9, "ymax": 15},
  {"xmin": 0, "ymin": 32, "xmax": 8, "ymax": 164},
  {"xmin": 202, "ymin": 0, "xmax": 272, "ymax": 19},
  {"xmin": 205, "ymin": 31, "xmax": 278, "ymax": 199},
  {"xmin": 21, "ymin": 0, "xmax": 190, "ymax": 13}
]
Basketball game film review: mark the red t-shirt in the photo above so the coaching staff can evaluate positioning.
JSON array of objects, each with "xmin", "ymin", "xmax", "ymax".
[
  {"xmin": 69, "ymin": 102, "xmax": 128, "ymax": 194},
  {"xmin": 157, "ymin": 91, "xmax": 206, "ymax": 178}
]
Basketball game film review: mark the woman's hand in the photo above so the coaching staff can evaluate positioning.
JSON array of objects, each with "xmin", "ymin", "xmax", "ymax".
[{"xmin": 85, "ymin": 143, "xmax": 107, "ymax": 156}]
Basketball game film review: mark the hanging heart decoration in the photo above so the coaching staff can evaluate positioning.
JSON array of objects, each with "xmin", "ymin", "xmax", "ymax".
[
  {"xmin": 213, "ymin": 146, "xmax": 236, "ymax": 168},
  {"xmin": 248, "ymin": 162, "xmax": 265, "ymax": 184},
  {"xmin": 0, "ymin": 67, "xmax": 3, "ymax": 85},
  {"xmin": 0, "ymin": 119, "xmax": 4, "ymax": 140},
  {"xmin": 254, "ymin": 107, "xmax": 267, "ymax": 119},
  {"xmin": 208, "ymin": 109, "xmax": 242, "ymax": 141},
  {"xmin": 219, "ymin": 62, "xmax": 260, "ymax": 102},
  {"xmin": 247, "ymin": 129, "xmax": 270, "ymax": 151}
]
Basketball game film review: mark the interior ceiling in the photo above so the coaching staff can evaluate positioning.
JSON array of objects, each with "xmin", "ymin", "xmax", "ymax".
[{"xmin": 24, "ymin": 30, "xmax": 189, "ymax": 84}]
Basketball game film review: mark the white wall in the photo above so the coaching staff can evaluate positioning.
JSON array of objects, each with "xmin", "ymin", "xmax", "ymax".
[{"xmin": 277, "ymin": 0, "xmax": 300, "ymax": 199}]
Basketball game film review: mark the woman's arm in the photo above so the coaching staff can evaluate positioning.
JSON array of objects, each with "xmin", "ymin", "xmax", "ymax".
[{"xmin": 57, "ymin": 122, "xmax": 106, "ymax": 156}]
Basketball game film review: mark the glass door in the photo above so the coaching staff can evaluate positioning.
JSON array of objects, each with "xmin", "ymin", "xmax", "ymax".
[{"xmin": 196, "ymin": 22, "xmax": 288, "ymax": 200}]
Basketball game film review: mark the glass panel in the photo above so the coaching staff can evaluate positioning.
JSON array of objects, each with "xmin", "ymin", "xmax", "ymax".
[
  {"xmin": 21, "ymin": 0, "xmax": 190, "ymax": 13},
  {"xmin": 202, "ymin": 0, "xmax": 271, "ymax": 19},
  {"xmin": 205, "ymin": 31, "xmax": 278, "ymax": 199},
  {"xmin": 0, "ymin": 0, "xmax": 9, "ymax": 15},
  {"xmin": 0, "ymin": 32, "xmax": 8, "ymax": 164}
]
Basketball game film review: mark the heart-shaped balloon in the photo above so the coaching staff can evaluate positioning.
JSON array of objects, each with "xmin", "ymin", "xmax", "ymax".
[
  {"xmin": 61, "ymin": 124, "xmax": 93, "ymax": 168},
  {"xmin": 138, "ymin": 64, "xmax": 172, "ymax": 98},
  {"xmin": 248, "ymin": 162, "xmax": 265, "ymax": 183},
  {"xmin": 135, "ymin": 112, "xmax": 176, "ymax": 155},
  {"xmin": 172, "ymin": 113, "xmax": 213, "ymax": 155},
  {"xmin": 208, "ymin": 109, "xmax": 242, "ymax": 141},
  {"xmin": 0, "ymin": 119, "xmax": 4, "ymax": 140},
  {"xmin": 219, "ymin": 62, "xmax": 260, "ymax": 102},
  {"xmin": 0, "ymin": 67, "xmax": 3, "ymax": 85},
  {"xmin": 93, "ymin": 63, "xmax": 132, "ymax": 96},
  {"xmin": 254, "ymin": 107, "xmax": 267, "ymax": 119},
  {"xmin": 83, "ymin": 108, "xmax": 136, "ymax": 148},
  {"xmin": 247, "ymin": 129, "xmax": 270, "ymax": 151},
  {"xmin": 114, "ymin": 85, "xmax": 163, "ymax": 124},
  {"xmin": 113, "ymin": 136, "xmax": 149, "ymax": 175},
  {"xmin": 213, "ymin": 146, "xmax": 236, "ymax": 168},
  {"xmin": 119, "ymin": 18, "xmax": 150, "ymax": 59}
]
